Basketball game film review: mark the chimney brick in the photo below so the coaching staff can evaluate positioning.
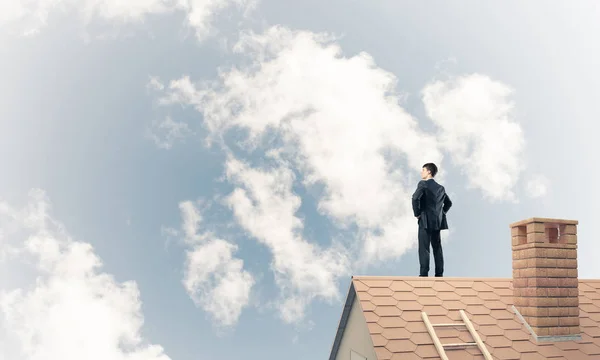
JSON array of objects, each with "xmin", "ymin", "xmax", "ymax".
[{"xmin": 510, "ymin": 217, "xmax": 580, "ymax": 338}]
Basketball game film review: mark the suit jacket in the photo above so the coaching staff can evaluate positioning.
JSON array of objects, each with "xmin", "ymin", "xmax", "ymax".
[{"xmin": 412, "ymin": 179, "xmax": 452, "ymax": 230}]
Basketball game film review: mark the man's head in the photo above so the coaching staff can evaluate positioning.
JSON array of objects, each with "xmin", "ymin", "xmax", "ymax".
[{"xmin": 421, "ymin": 163, "xmax": 438, "ymax": 180}]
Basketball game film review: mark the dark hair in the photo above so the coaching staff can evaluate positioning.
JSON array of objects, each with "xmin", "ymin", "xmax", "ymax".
[{"xmin": 423, "ymin": 163, "xmax": 438, "ymax": 177}]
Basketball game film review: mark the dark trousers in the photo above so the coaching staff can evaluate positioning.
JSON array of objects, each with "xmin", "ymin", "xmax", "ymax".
[{"xmin": 418, "ymin": 227, "xmax": 444, "ymax": 277}]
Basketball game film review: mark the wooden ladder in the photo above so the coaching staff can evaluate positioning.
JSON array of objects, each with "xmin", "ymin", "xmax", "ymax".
[{"xmin": 421, "ymin": 309, "xmax": 493, "ymax": 360}]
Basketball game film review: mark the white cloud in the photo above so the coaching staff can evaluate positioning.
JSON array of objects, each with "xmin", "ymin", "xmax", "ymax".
[
  {"xmin": 175, "ymin": 200, "xmax": 254, "ymax": 327},
  {"xmin": 526, "ymin": 173, "xmax": 549, "ymax": 198},
  {"xmin": 183, "ymin": 238, "xmax": 254, "ymax": 327},
  {"xmin": 422, "ymin": 74, "xmax": 526, "ymax": 202},
  {"xmin": 147, "ymin": 116, "xmax": 193, "ymax": 150},
  {"xmin": 147, "ymin": 76, "xmax": 166, "ymax": 91},
  {"xmin": 158, "ymin": 26, "xmax": 443, "ymax": 266},
  {"xmin": 224, "ymin": 155, "xmax": 349, "ymax": 323},
  {"xmin": 178, "ymin": 0, "xmax": 257, "ymax": 41},
  {"xmin": 0, "ymin": 189, "xmax": 171, "ymax": 360},
  {"xmin": 0, "ymin": 0, "xmax": 255, "ymax": 40}
]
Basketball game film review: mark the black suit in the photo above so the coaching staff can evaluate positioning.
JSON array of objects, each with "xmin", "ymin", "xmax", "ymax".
[{"xmin": 412, "ymin": 179, "xmax": 452, "ymax": 277}]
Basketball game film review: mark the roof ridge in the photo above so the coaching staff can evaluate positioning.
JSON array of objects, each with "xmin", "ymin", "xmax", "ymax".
[{"xmin": 351, "ymin": 276, "xmax": 512, "ymax": 281}]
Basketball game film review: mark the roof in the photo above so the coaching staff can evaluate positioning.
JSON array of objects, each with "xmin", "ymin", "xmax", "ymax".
[{"xmin": 330, "ymin": 276, "xmax": 600, "ymax": 360}]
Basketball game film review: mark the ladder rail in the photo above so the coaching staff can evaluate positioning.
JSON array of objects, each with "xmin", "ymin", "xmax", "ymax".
[
  {"xmin": 421, "ymin": 312, "xmax": 450, "ymax": 360},
  {"xmin": 459, "ymin": 310, "xmax": 494, "ymax": 360}
]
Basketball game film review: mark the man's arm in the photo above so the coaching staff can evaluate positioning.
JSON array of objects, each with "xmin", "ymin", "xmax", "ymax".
[
  {"xmin": 412, "ymin": 180, "xmax": 426, "ymax": 217},
  {"xmin": 443, "ymin": 193, "xmax": 452, "ymax": 214}
]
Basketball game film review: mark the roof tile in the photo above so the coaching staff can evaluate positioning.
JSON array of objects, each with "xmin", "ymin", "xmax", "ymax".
[
  {"xmin": 371, "ymin": 296, "xmax": 398, "ymax": 306},
  {"xmin": 489, "ymin": 309, "xmax": 514, "ymax": 320},
  {"xmin": 353, "ymin": 280, "xmax": 369, "ymax": 291},
  {"xmin": 421, "ymin": 305, "xmax": 447, "ymax": 316},
  {"xmin": 360, "ymin": 300, "xmax": 376, "ymax": 311},
  {"xmin": 485, "ymin": 300, "xmax": 509, "ymax": 310},
  {"xmin": 584, "ymin": 326, "xmax": 600, "ymax": 337},
  {"xmin": 397, "ymin": 301, "xmax": 423, "ymax": 311},
  {"xmin": 431, "ymin": 282, "xmax": 455, "ymax": 292},
  {"xmin": 385, "ymin": 339, "xmax": 417, "ymax": 353},
  {"xmin": 455, "ymin": 287, "xmax": 478, "ymax": 296},
  {"xmin": 445, "ymin": 280, "xmax": 474, "ymax": 288},
  {"xmin": 537, "ymin": 343, "xmax": 568, "ymax": 356},
  {"xmin": 520, "ymin": 352, "xmax": 547, "ymax": 360},
  {"xmin": 363, "ymin": 279, "xmax": 393, "ymax": 288},
  {"xmin": 372, "ymin": 334, "xmax": 389, "ymax": 347},
  {"xmin": 374, "ymin": 306, "xmax": 402, "ymax": 317},
  {"xmin": 465, "ymin": 305, "xmax": 492, "ymax": 315},
  {"xmin": 400, "ymin": 311, "xmax": 423, "ymax": 322},
  {"xmin": 461, "ymin": 296, "xmax": 485, "ymax": 305},
  {"xmin": 409, "ymin": 332, "xmax": 432, "ymax": 345},
  {"xmin": 393, "ymin": 292, "xmax": 418, "ymax": 301},
  {"xmin": 363, "ymin": 311, "xmax": 379, "ymax": 323},
  {"xmin": 414, "ymin": 344, "xmax": 438, "ymax": 358},
  {"xmin": 512, "ymin": 339, "xmax": 537, "ymax": 352},
  {"xmin": 471, "ymin": 314, "xmax": 496, "ymax": 325},
  {"xmin": 367, "ymin": 322, "xmax": 383, "ymax": 334},
  {"xmin": 580, "ymin": 304, "xmax": 600, "ymax": 313},
  {"xmin": 390, "ymin": 281, "xmax": 414, "ymax": 292},
  {"xmin": 486, "ymin": 334, "xmax": 512, "ymax": 348},
  {"xmin": 368, "ymin": 288, "xmax": 394, "ymax": 296},
  {"xmin": 404, "ymin": 321, "xmax": 427, "ymax": 333},
  {"xmin": 588, "ymin": 313, "xmax": 600, "ymax": 321},
  {"xmin": 493, "ymin": 347, "xmax": 520, "ymax": 359},
  {"xmin": 503, "ymin": 329, "xmax": 530, "ymax": 341},
  {"xmin": 381, "ymin": 327, "xmax": 412, "ymax": 340},
  {"xmin": 586, "ymin": 292, "xmax": 600, "ymax": 300},
  {"xmin": 472, "ymin": 282, "xmax": 495, "ymax": 292},
  {"xmin": 374, "ymin": 346, "xmax": 392, "ymax": 360},
  {"xmin": 390, "ymin": 353, "xmax": 421, "ymax": 360},
  {"xmin": 428, "ymin": 314, "xmax": 454, "ymax": 324},
  {"xmin": 493, "ymin": 288, "xmax": 514, "ymax": 297},
  {"xmin": 437, "ymin": 291, "xmax": 461, "ymax": 301},
  {"xmin": 561, "ymin": 349, "xmax": 588, "ymax": 359},
  {"xmin": 578, "ymin": 343, "xmax": 600, "ymax": 355},
  {"xmin": 379, "ymin": 317, "xmax": 407, "ymax": 328},
  {"xmin": 417, "ymin": 297, "xmax": 443, "ymax": 306},
  {"xmin": 412, "ymin": 287, "xmax": 437, "ymax": 296},
  {"xmin": 497, "ymin": 319, "xmax": 522, "ymax": 330},
  {"xmin": 478, "ymin": 324, "xmax": 505, "ymax": 336}
]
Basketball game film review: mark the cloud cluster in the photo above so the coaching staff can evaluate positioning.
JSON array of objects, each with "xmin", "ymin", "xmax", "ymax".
[
  {"xmin": 151, "ymin": 25, "xmax": 543, "ymax": 326},
  {"xmin": 526, "ymin": 174, "xmax": 550, "ymax": 198},
  {"xmin": 422, "ymin": 74, "xmax": 525, "ymax": 202},
  {"xmin": 146, "ymin": 116, "xmax": 194, "ymax": 150},
  {"xmin": 0, "ymin": 189, "xmax": 171, "ymax": 360},
  {"xmin": 173, "ymin": 200, "xmax": 254, "ymax": 328},
  {"xmin": 0, "ymin": 0, "xmax": 255, "ymax": 39},
  {"xmin": 224, "ymin": 155, "xmax": 350, "ymax": 323}
]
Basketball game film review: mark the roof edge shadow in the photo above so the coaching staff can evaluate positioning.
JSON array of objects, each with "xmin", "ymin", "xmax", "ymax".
[
  {"xmin": 328, "ymin": 278, "xmax": 356, "ymax": 360},
  {"xmin": 511, "ymin": 305, "xmax": 582, "ymax": 343}
]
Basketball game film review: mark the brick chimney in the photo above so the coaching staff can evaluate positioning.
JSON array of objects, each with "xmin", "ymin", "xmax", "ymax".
[{"xmin": 510, "ymin": 217, "xmax": 580, "ymax": 339}]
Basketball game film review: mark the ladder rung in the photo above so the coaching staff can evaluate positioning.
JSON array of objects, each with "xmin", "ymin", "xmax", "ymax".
[
  {"xmin": 422, "ymin": 310, "xmax": 494, "ymax": 360},
  {"xmin": 443, "ymin": 342, "xmax": 477, "ymax": 348}
]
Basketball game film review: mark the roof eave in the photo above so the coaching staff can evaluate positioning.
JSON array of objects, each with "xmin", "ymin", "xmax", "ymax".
[{"xmin": 328, "ymin": 277, "xmax": 356, "ymax": 360}]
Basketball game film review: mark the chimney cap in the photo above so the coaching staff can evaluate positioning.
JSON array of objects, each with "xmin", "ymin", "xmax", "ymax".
[{"xmin": 509, "ymin": 217, "xmax": 578, "ymax": 228}]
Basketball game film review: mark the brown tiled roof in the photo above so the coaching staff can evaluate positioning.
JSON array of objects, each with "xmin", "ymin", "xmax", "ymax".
[{"xmin": 334, "ymin": 276, "xmax": 600, "ymax": 360}]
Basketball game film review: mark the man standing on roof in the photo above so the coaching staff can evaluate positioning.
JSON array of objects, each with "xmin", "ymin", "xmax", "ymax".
[{"xmin": 412, "ymin": 163, "xmax": 452, "ymax": 277}]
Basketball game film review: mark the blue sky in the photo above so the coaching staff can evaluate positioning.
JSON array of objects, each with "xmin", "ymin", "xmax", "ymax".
[{"xmin": 1, "ymin": 1, "xmax": 600, "ymax": 360}]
